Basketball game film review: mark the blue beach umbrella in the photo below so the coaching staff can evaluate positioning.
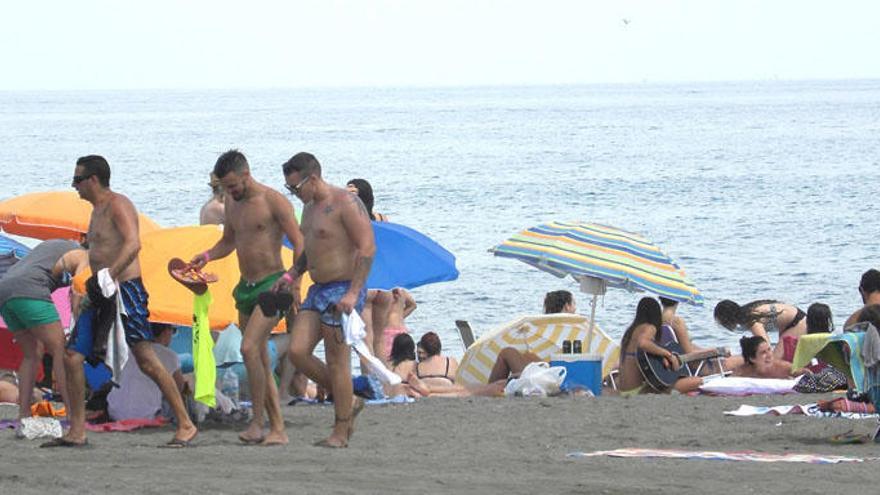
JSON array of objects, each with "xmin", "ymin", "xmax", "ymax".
[
  {"xmin": 285, "ymin": 221, "xmax": 458, "ymax": 290},
  {"xmin": 0, "ymin": 233, "xmax": 31, "ymax": 280}
]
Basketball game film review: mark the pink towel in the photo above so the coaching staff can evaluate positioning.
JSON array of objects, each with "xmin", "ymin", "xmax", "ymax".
[{"xmin": 85, "ymin": 417, "xmax": 167, "ymax": 432}]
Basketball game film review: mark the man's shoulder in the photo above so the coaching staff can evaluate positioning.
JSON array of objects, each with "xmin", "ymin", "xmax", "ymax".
[{"xmin": 109, "ymin": 190, "xmax": 138, "ymax": 211}]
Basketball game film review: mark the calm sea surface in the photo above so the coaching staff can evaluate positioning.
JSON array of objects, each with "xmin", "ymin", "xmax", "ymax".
[{"xmin": 1, "ymin": 80, "xmax": 878, "ymax": 358}]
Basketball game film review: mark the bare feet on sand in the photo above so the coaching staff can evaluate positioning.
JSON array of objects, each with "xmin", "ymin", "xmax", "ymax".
[
  {"xmin": 238, "ymin": 424, "xmax": 265, "ymax": 445},
  {"xmin": 314, "ymin": 397, "xmax": 365, "ymax": 448},
  {"xmin": 260, "ymin": 430, "xmax": 289, "ymax": 446}
]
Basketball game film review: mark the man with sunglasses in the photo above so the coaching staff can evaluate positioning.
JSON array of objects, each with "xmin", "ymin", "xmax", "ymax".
[
  {"xmin": 44, "ymin": 155, "xmax": 197, "ymax": 448},
  {"xmin": 189, "ymin": 149, "xmax": 304, "ymax": 446},
  {"xmin": 277, "ymin": 152, "xmax": 375, "ymax": 448}
]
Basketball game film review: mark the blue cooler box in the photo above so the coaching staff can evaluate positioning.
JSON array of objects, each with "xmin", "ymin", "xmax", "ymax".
[{"xmin": 550, "ymin": 354, "xmax": 602, "ymax": 396}]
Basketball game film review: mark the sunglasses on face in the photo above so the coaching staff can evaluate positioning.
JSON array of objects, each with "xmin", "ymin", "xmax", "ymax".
[
  {"xmin": 285, "ymin": 175, "xmax": 310, "ymax": 195},
  {"xmin": 72, "ymin": 174, "xmax": 93, "ymax": 184}
]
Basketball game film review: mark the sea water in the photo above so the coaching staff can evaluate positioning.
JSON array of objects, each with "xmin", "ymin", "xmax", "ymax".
[{"xmin": 1, "ymin": 80, "xmax": 878, "ymax": 358}]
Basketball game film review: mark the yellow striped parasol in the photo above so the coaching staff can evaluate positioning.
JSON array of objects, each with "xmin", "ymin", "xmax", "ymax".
[{"xmin": 455, "ymin": 313, "xmax": 619, "ymax": 385}]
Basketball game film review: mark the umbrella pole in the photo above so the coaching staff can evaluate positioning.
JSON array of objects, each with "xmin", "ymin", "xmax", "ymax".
[{"xmin": 588, "ymin": 292, "xmax": 598, "ymax": 342}]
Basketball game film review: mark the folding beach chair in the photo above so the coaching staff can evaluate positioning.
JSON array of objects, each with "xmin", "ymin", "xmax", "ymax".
[{"xmin": 455, "ymin": 320, "xmax": 477, "ymax": 351}]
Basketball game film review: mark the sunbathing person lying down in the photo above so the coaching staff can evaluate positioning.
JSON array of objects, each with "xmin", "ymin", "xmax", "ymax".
[
  {"xmin": 732, "ymin": 335, "xmax": 808, "ymax": 379},
  {"xmin": 386, "ymin": 347, "xmax": 539, "ymax": 398}
]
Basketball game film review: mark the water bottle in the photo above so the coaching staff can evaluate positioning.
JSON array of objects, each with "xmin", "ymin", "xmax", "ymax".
[
  {"xmin": 562, "ymin": 340, "xmax": 572, "ymax": 354},
  {"xmin": 572, "ymin": 340, "xmax": 582, "ymax": 354},
  {"xmin": 221, "ymin": 367, "xmax": 240, "ymax": 407}
]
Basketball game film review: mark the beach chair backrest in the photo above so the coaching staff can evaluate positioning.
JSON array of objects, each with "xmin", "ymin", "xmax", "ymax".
[{"xmin": 455, "ymin": 320, "xmax": 476, "ymax": 350}]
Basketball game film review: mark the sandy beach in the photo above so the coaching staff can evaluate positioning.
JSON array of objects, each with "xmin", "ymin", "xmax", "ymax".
[{"xmin": 2, "ymin": 392, "xmax": 878, "ymax": 495}]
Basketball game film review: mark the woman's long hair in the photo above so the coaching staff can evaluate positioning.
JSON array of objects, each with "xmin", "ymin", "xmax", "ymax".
[
  {"xmin": 347, "ymin": 178, "xmax": 376, "ymax": 220},
  {"xmin": 806, "ymin": 302, "xmax": 833, "ymax": 334},
  {"xmin": 714, "ymin": 299, "xmax": 779, "ymax": 331},
  {"xmin": 389, "ymin": 333, "xmax": 416, "ymax": 367},
  {"xmin": 619, "ymin": 297, "xmax": 663, "ymax": 366}
]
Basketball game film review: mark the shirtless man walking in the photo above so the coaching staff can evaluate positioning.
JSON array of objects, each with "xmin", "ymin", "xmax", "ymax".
[
  {"xmin": 43, "ymin": 155, "xmax": 197, "ymax": 448},
  {"xmin": 190, "ymin": 150, "xmax": 304, "ymax": 446},
  {"xmin": 277, "ymin": 152, "xmax": 375, "ymax": 448}
]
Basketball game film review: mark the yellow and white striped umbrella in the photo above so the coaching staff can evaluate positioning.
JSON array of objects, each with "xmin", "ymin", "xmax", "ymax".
[{"xmin": 455, "ymin": 313, "xmax": 619, "ymax": 385}]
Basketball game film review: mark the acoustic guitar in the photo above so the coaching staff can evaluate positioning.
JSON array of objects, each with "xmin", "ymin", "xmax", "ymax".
[{"xmin": 638, "ymin": 341, "xmax": 730, "ymax": 392}]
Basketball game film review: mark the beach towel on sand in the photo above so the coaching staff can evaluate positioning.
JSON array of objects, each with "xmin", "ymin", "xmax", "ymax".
[
  {"xmin": 724, "ymin": 403, "xmax": 878, "ymax": 419},
  {"xmin": 568, "ymin": 448, "xmax": 879, "ymax": 464},
  {"xmin": 85, "ymin": 417, "xmax": 167, "ymax": 432}
]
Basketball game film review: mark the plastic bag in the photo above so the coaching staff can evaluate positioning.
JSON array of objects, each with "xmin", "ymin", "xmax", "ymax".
[
  {"xmin": 504, "ymin": 362, "xmax": 567, "ymax": 397},
  {"xmin": 19, "ymin": 416, "xmax": 63, "ymax": 440}
]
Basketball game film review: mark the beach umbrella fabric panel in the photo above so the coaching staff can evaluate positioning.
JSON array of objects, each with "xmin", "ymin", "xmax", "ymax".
[
  {"xmin": 455, "ymin": 313, "xmax": 620, "ymax": 385},
  {"xmin": 284, "ymin": 221, "xmax": 458, "ymax": 290},
  {"xmin": 0, "ymin": 191, "xmax": 160, "ymax": 241},
  {"xmin": 72, "ymin": 225, "xmax": 308, "ymax": 331},
  {"xmin": 0, "ymin": 233, "xmax": 31, "ymax": 280},
  {"xmin": 491, "ymin": 221, "xmax": 703, "ymax": 305}
]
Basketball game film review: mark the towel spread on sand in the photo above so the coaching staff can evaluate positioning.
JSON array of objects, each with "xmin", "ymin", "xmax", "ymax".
[
  {"xmin": 699, "ymin": 376, "xmax": 799, "ymax": 395},
  {"xmin": 568, "ymin": 448, "xmax": 880, "ymax": 464},
  {"xmin": 85, "ymin": 417, "xmax": 167, "ymax": 432},
  {"xmin": 724, "ymin": 403, "xmax": 878, "ymax": 419}
]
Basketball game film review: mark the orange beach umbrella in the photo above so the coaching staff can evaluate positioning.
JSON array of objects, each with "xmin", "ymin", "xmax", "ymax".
[
  {"xmin": 74, "ymin": 225, "xmax": 309, "ymax": 331},
  {"xmin": 0, "ymin": 191, "xmax": 160, "ymax": 241}
]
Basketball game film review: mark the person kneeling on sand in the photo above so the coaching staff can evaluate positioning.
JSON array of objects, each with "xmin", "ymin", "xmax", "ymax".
[
  {"xmin": 732, "ymin": 335, "xmax": 808, "ymax": 379},
  {"xmin": 617, "ymin": 298, "xmax": 703, "ymax": 396}
]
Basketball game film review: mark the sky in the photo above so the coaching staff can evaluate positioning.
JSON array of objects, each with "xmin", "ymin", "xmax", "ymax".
[{"xmin": 2, "ymin": 0, "xmax": 877, "ymax": 90}]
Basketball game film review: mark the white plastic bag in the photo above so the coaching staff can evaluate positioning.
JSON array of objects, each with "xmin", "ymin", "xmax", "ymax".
[
  {"xmin": 19, "ymin": 417, "xmax": 63, "ymax": 440},
  {"xmin": 504, "ymin": 361, "xmax": 567, "ymax": 397}
]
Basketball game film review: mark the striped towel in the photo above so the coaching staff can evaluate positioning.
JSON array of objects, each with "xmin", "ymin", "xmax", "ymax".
[{"xmin": 568, "ymin": 448, "xmax": 879, "ymax": 464}]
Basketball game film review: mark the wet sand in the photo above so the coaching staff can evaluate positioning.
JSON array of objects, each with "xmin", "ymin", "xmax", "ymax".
[{"xmin": 2, "ymin": 392, "xmax": 878, "ymax": 495}]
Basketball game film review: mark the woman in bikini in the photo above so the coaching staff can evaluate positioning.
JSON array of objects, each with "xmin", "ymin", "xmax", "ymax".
[
  {"xmin": 617, "ymin": 297, "xmax": 703, "ymax": 396},
  {"xmin": 415, "ymin": 332, "xmax": 458, "ymax": 387},
  {"xmin": 714, "ymin": 299, "xmax": 807, "ymax": 360}
]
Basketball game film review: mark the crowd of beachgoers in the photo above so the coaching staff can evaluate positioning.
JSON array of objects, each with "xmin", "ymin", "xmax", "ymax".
[{"xmin": 2, "ymin": 151, "xmax": 879, "ymax": 450}]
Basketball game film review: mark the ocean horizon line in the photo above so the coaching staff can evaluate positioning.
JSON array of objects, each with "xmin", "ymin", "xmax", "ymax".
[{"xmin": 1, "ymin": 76, "xmax": 878, "ymax": 94}]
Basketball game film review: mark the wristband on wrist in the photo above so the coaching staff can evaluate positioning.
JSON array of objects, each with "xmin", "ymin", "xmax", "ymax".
[
  {"xmin": 202, "ymin": 251, "xmax": 211, "ymax": 262},
  {"xmin": 281, "ymin": 272, "xmax": 294, "ymax": 284}
]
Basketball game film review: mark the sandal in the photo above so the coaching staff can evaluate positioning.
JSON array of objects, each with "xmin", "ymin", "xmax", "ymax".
[{"xmin": 168, "ymin": 258, "xmax": 217, "ymax": 295}]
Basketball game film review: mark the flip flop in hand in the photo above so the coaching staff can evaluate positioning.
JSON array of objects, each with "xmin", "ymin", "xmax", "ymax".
[{"xmin": 168, "ymin": 258, "xmax": 218, "ymax": 295}]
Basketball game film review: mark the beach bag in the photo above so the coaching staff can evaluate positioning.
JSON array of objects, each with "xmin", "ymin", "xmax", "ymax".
[
  {"xmin": 793, "ymin": 366, "xmax": 848, "ymax": 393},
  {"xmin": 504, "ymin": 362, "xmax": 567, "ymax": 397}
]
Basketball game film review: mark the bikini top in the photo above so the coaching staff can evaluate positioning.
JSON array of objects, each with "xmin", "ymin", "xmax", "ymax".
[{"xmin": 416, "ymin": 357, "xmax": 454, "ymax": 383}]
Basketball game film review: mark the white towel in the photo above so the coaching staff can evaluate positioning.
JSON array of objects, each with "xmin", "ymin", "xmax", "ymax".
[
  {"xmin": 342, "ymin": 311, "xmax": 402, "ymax": 386},
  {"xmin": 97, "ymin": 268, "xmax": 129, "ymax": 383}
]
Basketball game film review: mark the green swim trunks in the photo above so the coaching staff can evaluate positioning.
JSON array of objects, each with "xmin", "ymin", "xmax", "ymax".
[
  {"xmin": 0, "ymin": 298, "xmax": 60, "ymax": 331},
  {"xmin": 232, "ymin": 271, "xmax": 285, "ymax": 316}
]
